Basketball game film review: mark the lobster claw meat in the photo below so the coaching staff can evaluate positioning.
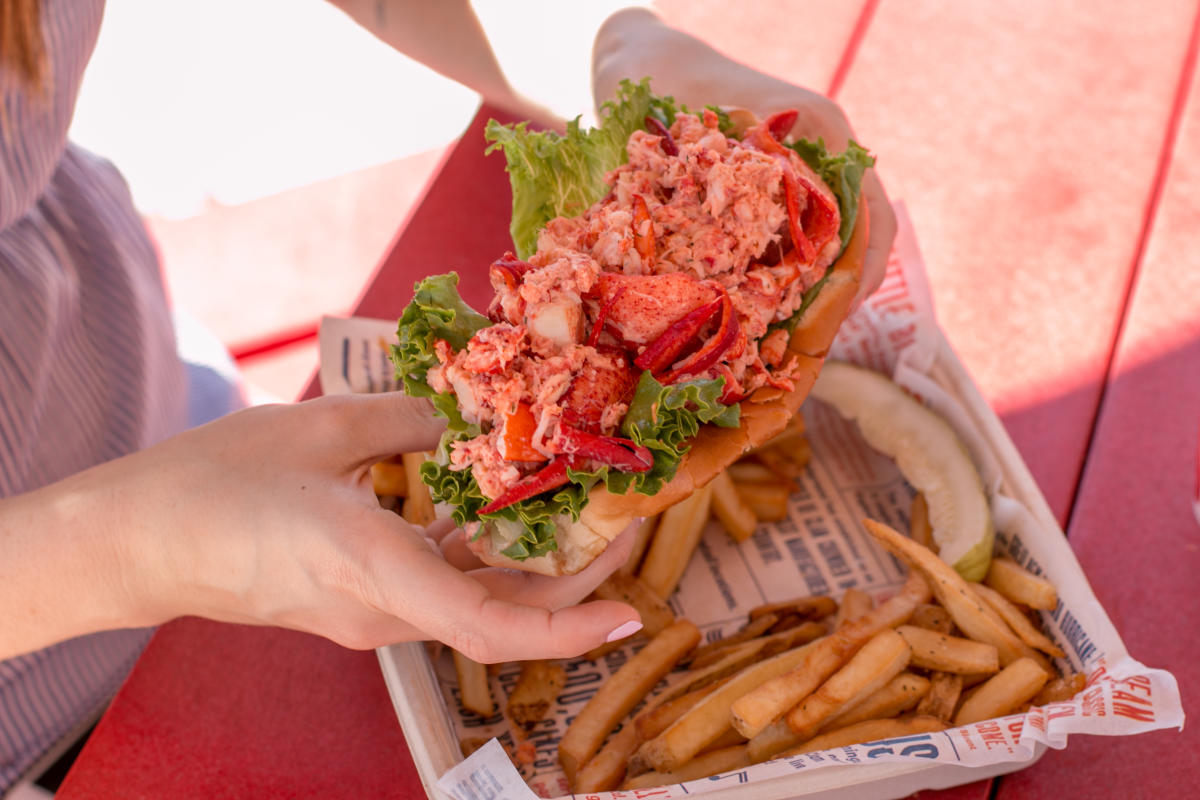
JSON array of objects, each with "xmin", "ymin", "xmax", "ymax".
[
  {"xmin": 558, "ymin": 425, "xmax": 654, "ymax": 473},
  {"xmin": 476, "ymin": 456, "xmax": 579, "ymax": 516},
  {"xmin": 660, "ymin": 290, "xmax": 742, "ymax": 385},
  {"xmin": 633, "ymin": 295, "xmax": 723, "ymax": 373},
  {"xmin": 594, "ymin": 273, "xmax": 721, "ymax": 345}
]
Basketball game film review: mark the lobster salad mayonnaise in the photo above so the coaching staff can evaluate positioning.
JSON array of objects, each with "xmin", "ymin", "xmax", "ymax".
[{"xmin": 391, "ymin": 80, "xmax": 873, "ymax": 562}]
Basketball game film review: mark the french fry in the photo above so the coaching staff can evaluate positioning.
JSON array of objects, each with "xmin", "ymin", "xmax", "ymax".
[
  {"xmin": 686, "ymin": 614, "xmax": 779, "ymax": 667},
  {"xmin": 711, "ymin": 471, "xmax": 758, "ymax": 542},
  {"xmin": 370, "ymin": 457, "xmax": 408, "ymax": 497},
  {"xmin": 729, "ymin": 570, "xmax": 931, "ymax": 740},
  {"xmin": 970, "ymin": 583, "xmax": 1066, "ymax": 658},
  {"xmin": 955, "ymin": 657, "xmax": 1049, "ymax": 725},
  {"xmin": 833, "ymin": 588, "xmax": 874, "ymax": 629},
  {"xmin": 592, "ymin": 573, "xmax": 676, "ymax": 637},
  {"xmin": 582, "ymin": 638, "xmax": 631, "ymax": 662},
  {"xmin": 748, "ymin": 595, "xmax": 837, "ymax": 622},
  {"xmin": 635, "ymin": 682, "xmax": 723, "ymax": 743},
  {"xmin": 784, "ymin": 629, "xmax": 912, "ymax": 740},
  {"xmin": 1033, "ymin": 673, "xmax": 1087, "ymax": 705},
  {"xmin": 825, "ymin": 672, "xmax": 931, "ymax": 731},
  {"xmin": 639, "ymin": 485, "xmax": 714, "ymax": 600},
  {"xmin": 862, "ymin": 520, "xmax": 1028, "ymax": 666},
  {"xmin": 587, "ymin": 685, "xmax": 703, "ymax": 787},
  {"xmin": 727, "ymin": 461, "xmax": 785, "ymax": 485},
  {"xmin": 733, "ymin": 481, "xmax": 790, "ymax": 521},
  {"xmin": 748, "ymin": 409, "xmax": 806, "ymax": 453},
  {"xmin": 452, "ymin": 650, "xmax": 494, "ymax": 717},
  {"xmin": 400, "ymin": 451, "xmax": 436, "ymax": 525},
  {"xmin": 558, "ymin": 620, "xmax": 700, "ymax": 785},
  {"xmin": 753, "ymin": 441, "xmax": 812, "ymax": 481},
  {"xmin": 782, "ymin": 715, "xmax": 946, "ymax": 757},
  {"xmin": 459, "ymin": 736, "xmax": 489, "ymax": 758},
  {"xmin": 639, "ymin": 637, "xmax": 826, "ymax": 772},
  {"xmin": 672, "ymin": 640, "xmax": 766, "ymax": 689},
  {"xmin": 699, "ymin": 727, "xmax": 748, "ymax": 753},
  {"xmin": 915, "ymin": 671, "xmax": 963, "ymax": 723},
  {"xmin": 574, "ymin": 722, "xmax": 638, "ymax": 792},
  {"xmin": 910, "ymin": 603, "xmax": 955, "ymax": 634},
  {"xmin": 766, "ymin": 614, "xmax": 802, "ymax": 634},
  {"xmin": 909, "ymin": 491, "xmax": 935, "ymax": 552},
  {"xmin": 687, "ymin": 619, "xmax": 826, "ymax": 673},
  {"xmin": 746, "ymin": 718, "xmax": 804, "ymax": 763},
  {"xmin": 506, "ymin": 661, "xmax": 566, "ymax": 734},
  {"xmin": 985, "ymin": 558, "xmax": 1058, "ymax": 610},
  {"xmin": 896, "ymin": 625, "xmax": 1000, "ymax": 675},
  {"xmin": 620, "ymin": 515, "xmax": 660, "ymax": 576},
  {"xmin": 622, "ymin": 745, "xmax": 750, "ymax": 790}
]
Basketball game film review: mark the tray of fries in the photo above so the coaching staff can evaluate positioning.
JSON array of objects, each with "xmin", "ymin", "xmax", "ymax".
[{"xmin": 321, "ymin": 206, "xmax": 1182, "ymax": 800}]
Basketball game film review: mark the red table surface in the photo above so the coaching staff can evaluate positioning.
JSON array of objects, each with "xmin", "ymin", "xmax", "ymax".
[{"xmin": 58, "ymin": 0, "xmax": 1198, "ymax": 796}]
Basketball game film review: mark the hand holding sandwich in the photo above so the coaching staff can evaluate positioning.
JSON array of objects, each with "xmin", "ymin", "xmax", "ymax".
[{"xmin": 0, "ymin": 393, "xmax": 640, "ymax": 663}]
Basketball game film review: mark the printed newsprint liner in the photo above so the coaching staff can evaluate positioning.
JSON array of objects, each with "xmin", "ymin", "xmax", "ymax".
[{"xmin": 319, "ymin": 205, "xmax": 1182, "ymax": 800}]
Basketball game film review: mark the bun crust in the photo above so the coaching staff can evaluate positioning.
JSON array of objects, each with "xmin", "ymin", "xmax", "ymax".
[{"xmin": 471, "ymin": 202, "xmax": 868, "ymax": 575}]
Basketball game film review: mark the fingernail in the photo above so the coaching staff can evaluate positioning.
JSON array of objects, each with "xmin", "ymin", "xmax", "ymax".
[{"xmin": 605, "ymin": 620, "xmax": 643, "ymax": 643}]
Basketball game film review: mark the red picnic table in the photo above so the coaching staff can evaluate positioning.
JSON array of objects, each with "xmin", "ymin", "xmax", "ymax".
[{"xmin": 57, "ymin": 1, "xmax": 1198, "ymax": 797}]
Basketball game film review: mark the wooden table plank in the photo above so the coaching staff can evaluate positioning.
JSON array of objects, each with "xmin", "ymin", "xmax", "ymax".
[
  {"xmin": 56, "ymin": 619, "xmax": 420, "ymax": 799},
  {"xmin": 654, "ymin": 0, "xmax": 873, "ymax": 94},
  {"xmin": 834, "ymin": 0, "xmax": 1199, "ymax": 523},
  {"xmin": 995, "ymin": 10, "xmax": 1200, "ymax": 797}
]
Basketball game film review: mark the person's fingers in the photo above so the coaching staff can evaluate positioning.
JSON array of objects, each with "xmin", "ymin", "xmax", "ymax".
[
  {"xmin": 855, "ymin": 170, "xmax": 898, "ymax": 309},
  {"xmin": 468, "ymin": 522, "xmax": 639, "ymax": 611},
  {"xmin": 307, "ymin": 392, "xmax": 446, "ymax": 469},
  {"xmin": 440, "ymin": 529, "xmax": 486, "ymax": 572},
  {"xmin": 371, "ymin": 534, "xmax": 639, "ymax": 663},
  {"xmin": 422, "ymin": 517, "xmax": 458, "ymax": 544}
]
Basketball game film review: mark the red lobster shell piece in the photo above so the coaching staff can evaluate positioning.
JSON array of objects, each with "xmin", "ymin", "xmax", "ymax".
[
  {"xmin": 488, "ymin": 252, "xmax": 532, "ymax": 323},
  {"xmin": 644, "ymin": 115, "xmax": 679, "ymax": 156},
  {"xmin": 489, "ymin": 252, "xmax": 530, "ymax": 290},
  {"xmin": 476, "ymin": 422, "xmax": 653, "ymax": 515},
  {"xmin": 743, "ymin": 111, "xmax": 841, "ymax": 270},
  {"xmin": 557, "ymin": 426, "xmax": 653, "ymax": 473},
  {"xmin": 476, "ymin": 457, "xmax": 576, "ymax": 515}
]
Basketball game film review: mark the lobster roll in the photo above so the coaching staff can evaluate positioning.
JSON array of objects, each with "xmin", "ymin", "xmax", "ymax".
[{"xmin": 391, "ymin": 80, "xmax": 873, "ymax": 576}]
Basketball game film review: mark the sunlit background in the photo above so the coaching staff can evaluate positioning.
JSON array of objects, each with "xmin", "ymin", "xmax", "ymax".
[{"xmin": 68, "ymin": 0, "xmax": 645, "ymax": 400}]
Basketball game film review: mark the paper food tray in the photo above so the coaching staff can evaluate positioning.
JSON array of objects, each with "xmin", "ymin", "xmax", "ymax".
[{"xmin": 321, "ymin": 206, "xmax": 1181, "ymax": 800}]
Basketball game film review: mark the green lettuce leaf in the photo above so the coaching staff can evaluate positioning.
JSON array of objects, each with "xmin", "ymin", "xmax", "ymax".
[
  {"xmin": 419, "ymin": 431, "xmax": 593, "ymax": 561},
  {"xmin": 484, "ymin": 78, "xmax": 727, "ymax": 259},
  {"xmin": 607, "ymin": 371, "xmax": 740, "ymax": 495},
  {"xmin": 484, "ymin": 79, "xmax": 657, "ymax": 259},
  {"xmin": 389, "ymin": 273, "xmax": 489, "ymax": 430}
]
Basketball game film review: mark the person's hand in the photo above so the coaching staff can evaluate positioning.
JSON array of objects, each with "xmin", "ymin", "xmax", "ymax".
[
  {"xmin": 96, "ymin": 393, "xmax": 640, "ymax": 663},
  {"xmin": 592, "ymin": 7, "xmax": 896, "ymax": 308}
]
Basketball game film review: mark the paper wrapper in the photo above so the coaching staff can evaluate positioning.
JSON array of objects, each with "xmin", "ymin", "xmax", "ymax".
[{"xmin": 319, "ymin": 205, "xmax": 1182, "ymax": 800}]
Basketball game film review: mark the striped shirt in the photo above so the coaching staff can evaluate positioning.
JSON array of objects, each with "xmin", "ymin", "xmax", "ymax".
[{"xmin": 1, "ymin": 0, "xmax": 202, "ymax": 788}]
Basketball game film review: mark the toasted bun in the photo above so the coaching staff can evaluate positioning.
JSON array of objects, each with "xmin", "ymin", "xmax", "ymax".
[{"xmin": 471, "ymin": 202, "xmax": 868, "ymax": 575}]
